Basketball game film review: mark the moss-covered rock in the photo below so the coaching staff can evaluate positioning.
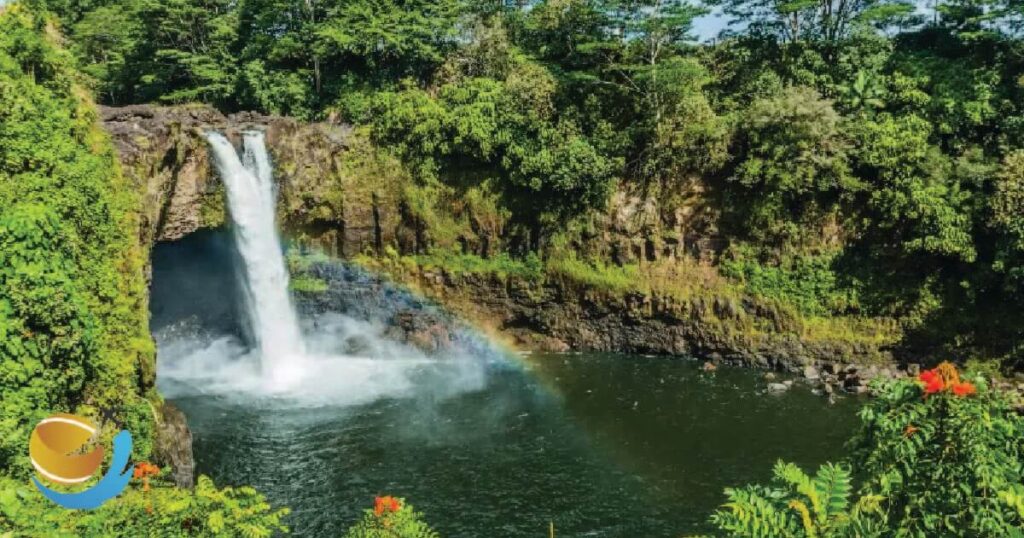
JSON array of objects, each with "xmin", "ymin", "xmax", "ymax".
[{"xmin": 357, "ymin": 253, "xmax": 900, "ymax": 374}]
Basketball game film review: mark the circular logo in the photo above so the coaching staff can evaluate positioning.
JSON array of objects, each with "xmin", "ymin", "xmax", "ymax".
[
  {"xmin": 29, "ymin": 413, "xmax": 105, "ymax": 485},
  {"xmin": 28, "ymin": 413, "xmax": 134, "ymax": 510}
]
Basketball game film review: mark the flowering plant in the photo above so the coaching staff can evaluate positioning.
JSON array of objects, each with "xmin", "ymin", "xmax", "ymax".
[
  {"xmin": 851, "ymin": 362, "xmax": 1024, "ymax": 536},
  {"xmin": 344, "ymin": 496, "xmax": 439, "ymax": 538},
  {"xmin": 373, "ymin": 495, "xmax": 401, "ymax": 516},
  {"xmin": 132, "ymin": 462, "xmax": 160, "ymax": 492},
  {"xmin": 917, "ymin": 362, "xmax": 976, "ymax": 397},
  {"xmin": 710, "ymin": 362, "xmax": 1024, "ymax": 537}
]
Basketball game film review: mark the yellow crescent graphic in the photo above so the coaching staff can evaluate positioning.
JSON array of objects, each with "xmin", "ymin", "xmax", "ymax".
[{"xmin": 28, "ymin": 413, "xmax": 105, "ymax": 485}]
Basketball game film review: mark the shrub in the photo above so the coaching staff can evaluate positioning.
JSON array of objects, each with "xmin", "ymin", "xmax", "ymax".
[
  {"xmin": 290, "ymin": 275, "xmax": 330, "ymax": 294},
  {"xmin": 344, "ymin": 496, "xmax": 439, "ymax": 538},
  {"xmin": 0, "ymin": 475, "xmax": 289, "ymax": 537},
  {"xmin": 851, "ymin": 362, "xmax": 1024, "ymax": 536},
  {"xmin": 720, "ymin": 251, "xmax": 858, "ymax": 316},
  {"xmin": 546, "ymin": 254, "xmax": 639, "ymax": 293}
]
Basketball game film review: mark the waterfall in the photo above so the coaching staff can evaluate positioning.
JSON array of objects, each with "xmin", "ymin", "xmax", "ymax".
[{"xmin": 206, "ymin": 131, "xmax": 305, "ymax": 387}]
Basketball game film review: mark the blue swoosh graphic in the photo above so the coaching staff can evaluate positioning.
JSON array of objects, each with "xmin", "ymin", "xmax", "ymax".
[{"xmin": 33, "ymin": 430, "xmax": 134, "ymax": 510}]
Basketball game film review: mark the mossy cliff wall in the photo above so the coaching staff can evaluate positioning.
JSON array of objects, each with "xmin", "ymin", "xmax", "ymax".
[
  {"xmin": 104, "ymin": 104, "xmax": 429, "ymax": 262},
  {"xmin": 104, "ymin": 105, "xmax": 899, "ymax": 380},
  {"xmin": 353, "ymin": 256, "xmax": 898, "ymax": 381},
  {"xmin": 105, "ymin": 104, "xmax": 726, "ymax": 266}
]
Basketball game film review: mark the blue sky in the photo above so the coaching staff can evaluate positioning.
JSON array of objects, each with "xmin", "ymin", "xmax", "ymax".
[
  {"xmin": 694, "ymin": 8, "xmax": 733, "ymax": 41},
  {"xmin": 691, "ymin": 1, "xmax": 940, "ymax": 42}
]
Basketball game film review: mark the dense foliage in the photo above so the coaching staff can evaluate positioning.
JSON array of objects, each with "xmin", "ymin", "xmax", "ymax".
[
  {"xmin": 3, "ymin": 0, "xmax": 1024, "ymax": 535},
  {"xmin": 0, "ymin": 3, "xmax": 155, "ymax": 477},
  {"xmin": 709, "ymin": 363, "xmax": 1024, "ymax": 537},
  {"xmin": 0, "ymin": 8, "xmax": 292, "ymax": 537},
  {"xmin": 710, "ymin": 461, "xmax": 886, "ymax": 537},
  {"xmin": 852, "ymin": 364, "xmax": 1024, "ymax": 535},
  {"xmin": 0, "ymin": 474, "xmax": 289, "ymax": 537}
]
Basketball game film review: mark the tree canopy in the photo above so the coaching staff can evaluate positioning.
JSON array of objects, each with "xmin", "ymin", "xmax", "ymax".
[{"xmin": 31, "ymin": 0, "xmax": 1024, "ymax": 362}]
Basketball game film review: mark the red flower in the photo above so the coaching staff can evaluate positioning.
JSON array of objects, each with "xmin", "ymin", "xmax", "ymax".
[
  {"xmin": 951, "ymin": 381, "xmax": 976, "ymax": 397},
  {"xmin": 919, "ymin": 369, "xmax": 944, "ymax": 394},
  {"xmin": 374, "ymin": 496, "xmax": 400, "ymax": 516}
]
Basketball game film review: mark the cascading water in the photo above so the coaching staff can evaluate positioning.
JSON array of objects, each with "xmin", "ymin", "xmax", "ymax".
[
  {"xmin": 156, "ymin": 131, "xmax": 487, "ymax": 404},
  {"xmin": 205, "ymin": 131, "xmax": 305, "ymax": 387}
]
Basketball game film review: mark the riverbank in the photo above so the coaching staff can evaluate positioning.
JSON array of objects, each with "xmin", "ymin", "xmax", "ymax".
[{"xmin": 275, "ymin": 252, "xmax": 901, "ymax": 396}]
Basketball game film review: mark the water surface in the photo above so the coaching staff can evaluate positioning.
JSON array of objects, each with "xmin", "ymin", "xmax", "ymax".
[
  {"xmin": 168, "ymin": 354, "xmax": 857, "ymax": 537},
  {"xmin": 152, "ymin": 232, "xmax": 859, "ymax": 537}
]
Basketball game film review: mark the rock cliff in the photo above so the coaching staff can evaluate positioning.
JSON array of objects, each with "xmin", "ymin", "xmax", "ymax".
[{"xmin": 103, "ymin": 104, "xmax": 724, "ymax": 266}]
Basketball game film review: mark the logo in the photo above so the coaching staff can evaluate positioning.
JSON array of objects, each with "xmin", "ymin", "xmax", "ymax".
[{"xmin": 29, "ymin": 413, "xmax": 133, "ymax": 509}]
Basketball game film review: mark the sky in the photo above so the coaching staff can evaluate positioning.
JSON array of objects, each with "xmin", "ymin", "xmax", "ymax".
[
  {"xmin": 691, "ymin": 1, "xmax": 941, "ymax": 42},
  {"xmin": 694, "ymin": 8, "xmax": 734, "ymax": 42}
]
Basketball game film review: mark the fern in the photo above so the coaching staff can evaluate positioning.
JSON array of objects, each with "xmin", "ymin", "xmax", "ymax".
[
  {"xmin": 813, "ymin": 464, "xmax": 852, "ymax": 520},
  {"xmin": 710, "ymin": 461, "xmax": 870, "ymax": 538},
  {"xmin": 712, "ymin": 486, "xmax": 801, "ymax": 537}
]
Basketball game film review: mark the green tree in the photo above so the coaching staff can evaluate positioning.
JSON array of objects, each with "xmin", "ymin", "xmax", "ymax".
[
  {"xmin": 316, "ymin": 0, "xmax": 462, "ymax": 80},
  {"xmin": 725, "ymin": 85, "xmax": 857, "ymax": 244},
  {"xmin": 710, "ymin": 0, "xmax": 917, "ymax": 44},
  {"xmin": 129, "ymin": 0, "xmax": 239, "ymax": 105},
  {"xmin": 234, "ymin": 0, "xmax": 320, "ymax": 117},
  {"xmin": 852, "ymin": 114, "xmax": 976, "ymax": 262},
  {"xmin": 66, "ymin": 1, "xmax": 142, "ymax": 103},
  {"xmin": 371, "ymin": 43, "xmax": 618, "ymax": 225}
]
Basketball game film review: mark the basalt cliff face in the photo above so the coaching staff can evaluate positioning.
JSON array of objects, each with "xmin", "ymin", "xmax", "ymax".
[
  {"xmin": 103, "ymin": 105, "xmax": 353, "ymax": 246},
  {"xmin": 104, "ymin": 104, "xmax": 723, "ymax": 267},
  {"xmin": 104, "ymin": 104, "xmax": 897, "ymax": 380}
]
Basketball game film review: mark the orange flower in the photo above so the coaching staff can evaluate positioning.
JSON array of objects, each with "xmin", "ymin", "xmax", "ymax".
[
  {"xmin": 903, "ymin": 424, "xmax": 919, "ymax": 437},
  {"xmin": 133, "ymin": 462, "xmax": 160, "ymax": 491},
  {"xmin": 374, "ymin": 496, "xmax": 401, "ymax": 516},
  {"xmin": 951, "ymin": 381, "xmax": 976, "ymax": 397},
  {"xmin": 935, "ymin": 361, "xmax": 961, "ymax": 386},
  {"xmin": 134, "ymin": 462, "xmax": 159, "ymax": 478}
]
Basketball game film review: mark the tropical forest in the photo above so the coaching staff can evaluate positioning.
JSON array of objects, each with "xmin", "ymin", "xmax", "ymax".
[{"xmin": 1, "ymin": 0, "xmax": 1024, "ymax": 535}]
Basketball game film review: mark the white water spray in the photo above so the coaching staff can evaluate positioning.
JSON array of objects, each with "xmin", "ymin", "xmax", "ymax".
[
  {"xmin": 206, "ymin": 131, "xmax": 305, "ymax": 387},
  {"xmin": 156, "ymin": 131, "xmax": 488, "ymax": 405}
]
